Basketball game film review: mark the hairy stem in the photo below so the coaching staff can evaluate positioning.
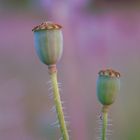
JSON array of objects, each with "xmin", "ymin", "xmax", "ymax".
[
  {"xmin": 49, "ymin": 66, "xmax": 69, "ymax": 140},
  {"xmin": 102, "ymin": 106, "xmax": 108, "ymax": 140}
]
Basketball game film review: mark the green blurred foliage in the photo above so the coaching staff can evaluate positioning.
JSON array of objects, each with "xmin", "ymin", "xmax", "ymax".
[{"xmin": 0, "ymin": 0, "xmax": 31, "ymax": 9}]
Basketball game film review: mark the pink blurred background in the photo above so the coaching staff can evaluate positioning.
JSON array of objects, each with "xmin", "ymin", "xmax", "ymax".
[{"xmin": 0, "ymin": 0, "xmax": 140, "ymax": 140}]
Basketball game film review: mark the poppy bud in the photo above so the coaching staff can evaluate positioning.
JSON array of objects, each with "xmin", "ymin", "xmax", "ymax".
[
  {"xmin": 96, "ymin": 69, "xmax": 120, "ymax": 105},
  {"xmin": 32, "ymin": 21, "xmax": 63, "ymax": 66}
]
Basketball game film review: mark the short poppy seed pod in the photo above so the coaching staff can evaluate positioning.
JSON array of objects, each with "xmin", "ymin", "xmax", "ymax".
[
  {"xmin": 32, "ymin": 21, "xmax": 63, "ymax": 65},
  {"xmin": 96, "ymin": 69, "xmax": 121, "ymax": 105}
]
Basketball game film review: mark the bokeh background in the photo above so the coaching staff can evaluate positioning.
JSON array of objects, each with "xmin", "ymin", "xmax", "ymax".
[{"xmin": 0, "ymin": 0, "xmax": 140, "ymax": 140}]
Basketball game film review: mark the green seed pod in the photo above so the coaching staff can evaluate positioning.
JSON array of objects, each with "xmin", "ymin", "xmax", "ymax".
[
  {"xmin": 96, "ymin": 69, "xmax": 121, "ymax": 105},
  {"xmin": 32, "ymin": 21, "xmax": 63, "ymax": 65}
]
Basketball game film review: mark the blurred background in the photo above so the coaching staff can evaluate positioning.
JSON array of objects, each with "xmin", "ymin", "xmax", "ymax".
[{"xmin": 0, "ymin": 0, "xmax": 140, "ymax": 140}]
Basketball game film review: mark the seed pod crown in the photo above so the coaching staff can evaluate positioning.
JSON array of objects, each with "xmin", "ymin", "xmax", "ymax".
[
  {"xmin": 98, "ymin": 69, "xmax": 120, "ymax": 78},
  {"xmin": 32, "ymin": 21, "xmax": 62, "ymax": 32}
]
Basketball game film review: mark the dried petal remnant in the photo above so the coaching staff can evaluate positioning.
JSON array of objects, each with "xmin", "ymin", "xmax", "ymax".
[
  {"xmin": 32, "ymin": 21, "xmax": 62, "ymax": 31},
  {"xmin": 98, "ymin": 69, "xmax": 120, "ymax": 78}
]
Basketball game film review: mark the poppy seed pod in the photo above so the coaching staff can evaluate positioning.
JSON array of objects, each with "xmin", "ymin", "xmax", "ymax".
[
  {"xmin": 32, "ymin": 21, "xmax": 63, "ymax": 65},
  {"xmin": 96, "ymin": 69, "xmax": 121, "ymax": 105}
]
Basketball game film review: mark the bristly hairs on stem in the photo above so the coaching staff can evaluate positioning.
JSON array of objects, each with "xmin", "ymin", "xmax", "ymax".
[
  {"xmin": 48, "ymin": 79, "xmax": 70, "ymax": 134},
  {"xmin": 48, "ymin": 65, "xmax": 70, "ymax": 140}
]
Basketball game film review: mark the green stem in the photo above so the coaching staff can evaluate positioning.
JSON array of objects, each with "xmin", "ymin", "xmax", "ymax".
[
  {"xmin": 102, "ymin": 106, "xmax": 108, "ymax": 140},
  {"xmin": 49, "ymin": 67, "xmax": 69, "ymax": 140}
]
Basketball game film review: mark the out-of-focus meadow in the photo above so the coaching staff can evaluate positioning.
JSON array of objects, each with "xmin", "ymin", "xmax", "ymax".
[{"xmin": 0, "ymin": 0, "xmax": 140, "ymax": 140}]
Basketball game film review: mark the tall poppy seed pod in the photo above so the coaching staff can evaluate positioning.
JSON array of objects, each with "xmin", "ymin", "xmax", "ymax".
[
  {"xmin": 32, "ymin": 21, "xmax": 63, "ymax": 66},
  {"xmin": 32, "ymin": 22, "xmax": 70, "ymax": 140},
  {"xmin": 96, "ymin": 69, "xmax": 121, "ymax": 106}
]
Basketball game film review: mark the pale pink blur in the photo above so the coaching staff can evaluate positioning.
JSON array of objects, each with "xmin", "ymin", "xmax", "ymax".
[{"xmin": 0, "ymin": 1, "xmax": 140, "ymax": 140}]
